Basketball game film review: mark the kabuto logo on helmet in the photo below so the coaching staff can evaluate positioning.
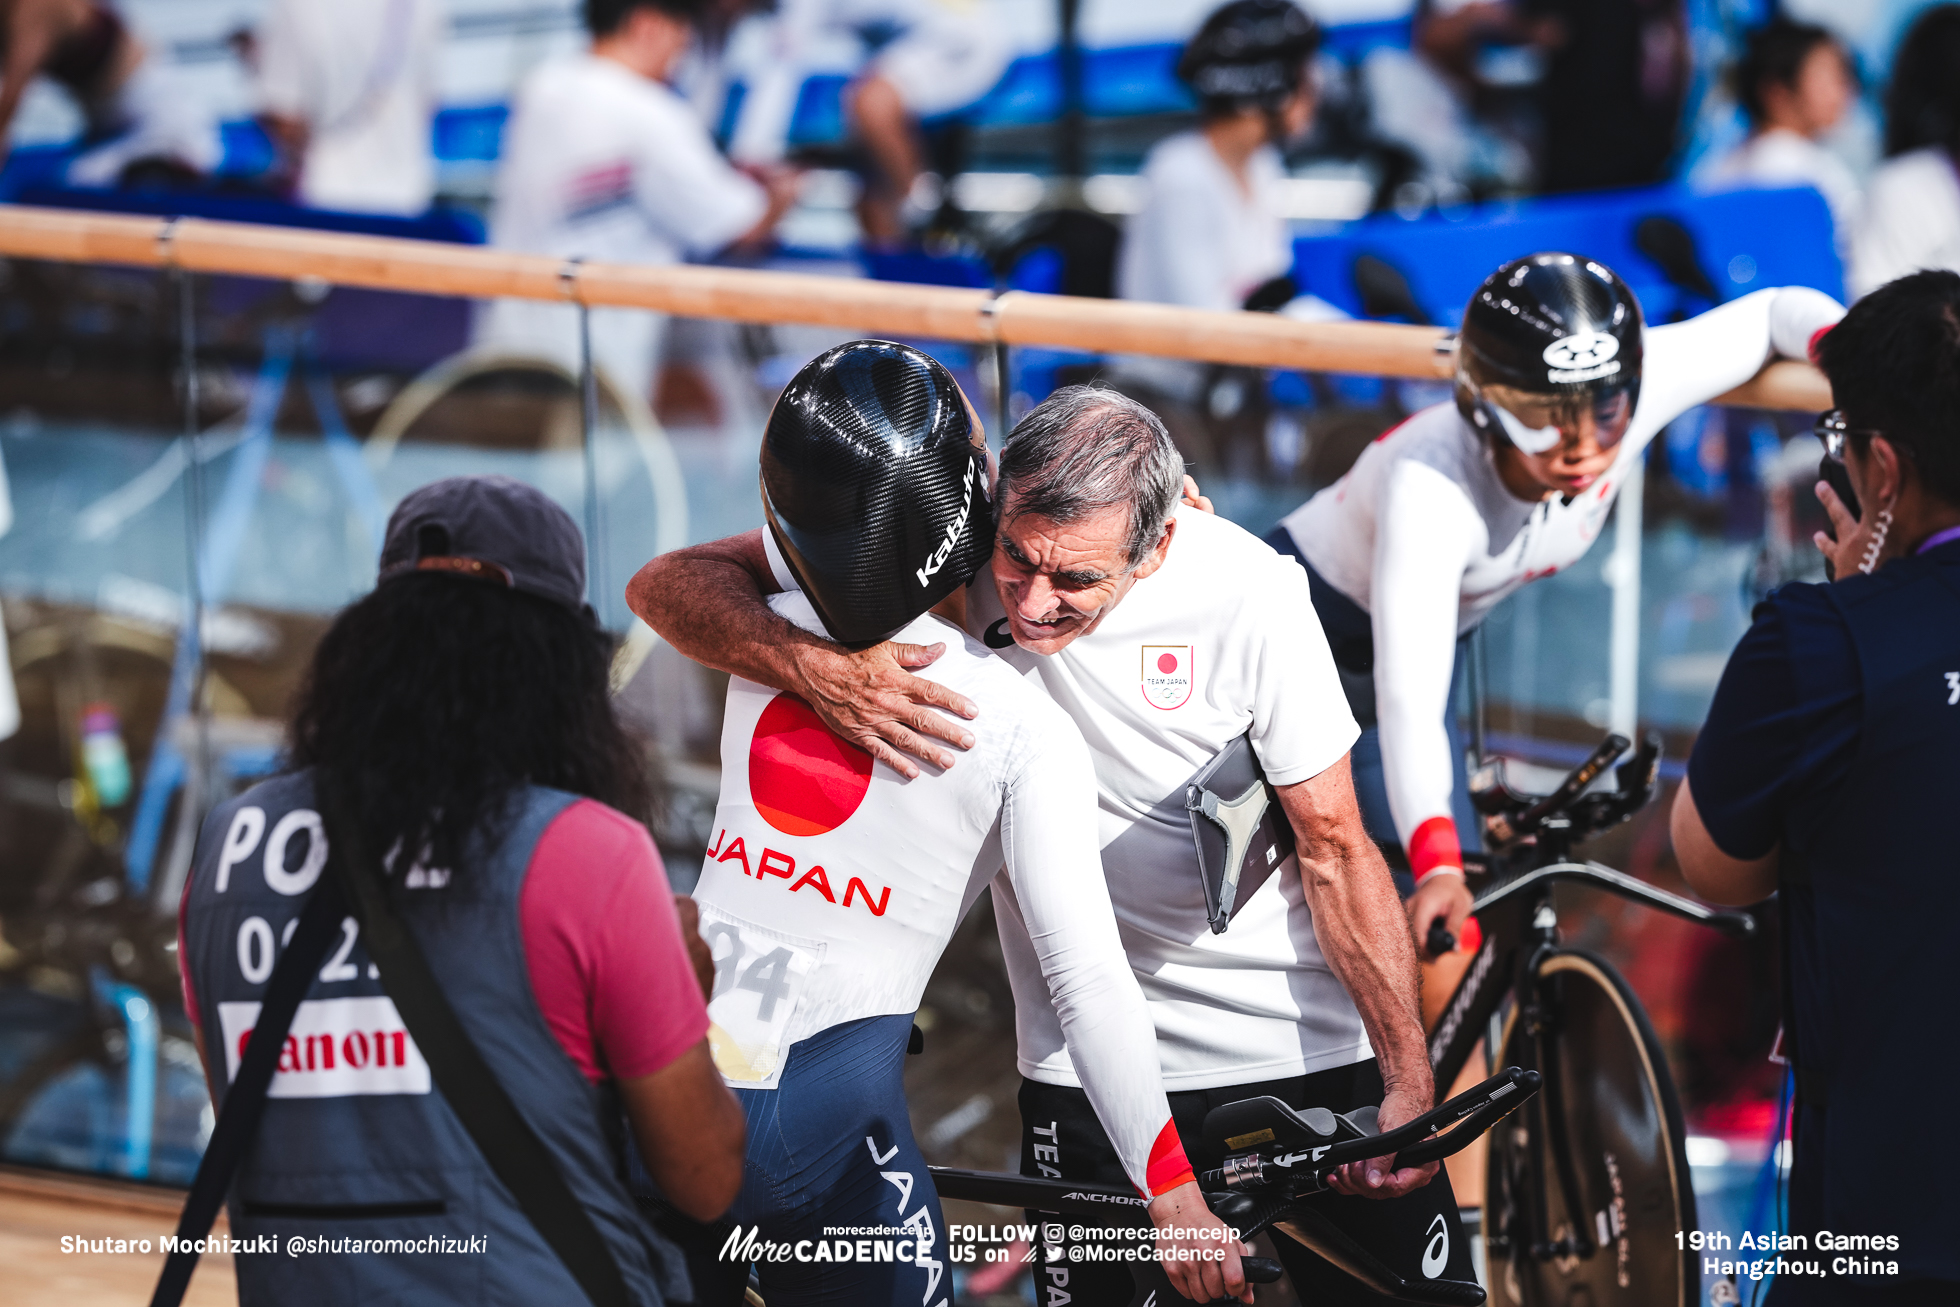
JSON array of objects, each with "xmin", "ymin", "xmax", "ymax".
[
  {"xmin": 1542, "ymin": 333, "xmax": 1622, "ymax": 384},
  {"xmin": 916, "ymin": 456, "xmax": 978, "ymax": 587},
  {"xmin": 761, "ymin": 340, "xmax": 996, "ymax": 648}
]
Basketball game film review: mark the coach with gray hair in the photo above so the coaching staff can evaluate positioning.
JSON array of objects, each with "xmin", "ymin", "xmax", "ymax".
[{"xmin": 629, "ymin": 379, "xmax": 1465, "ymax": 1304}]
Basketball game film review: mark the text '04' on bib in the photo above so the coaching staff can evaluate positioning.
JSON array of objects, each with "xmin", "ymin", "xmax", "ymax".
[{"xmin": 696, "ymin": 902, "xmax": 827, "ymax": 1090}]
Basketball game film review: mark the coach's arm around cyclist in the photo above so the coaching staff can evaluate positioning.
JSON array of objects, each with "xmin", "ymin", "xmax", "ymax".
[{"xmin": 1672, "ymin": 271, "xmax": 1960, "ymax": 1305}]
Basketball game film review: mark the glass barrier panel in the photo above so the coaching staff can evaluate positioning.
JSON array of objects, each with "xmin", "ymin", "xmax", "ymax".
[{"xmin": 0, "ymin": 249, "xmax": 1800, "ymax": 1199}]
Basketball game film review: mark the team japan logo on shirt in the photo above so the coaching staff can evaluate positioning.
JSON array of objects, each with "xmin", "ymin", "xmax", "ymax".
[{"xmin": 1141, "ymin": 645, "xmax": 1195, "ymax": 710}]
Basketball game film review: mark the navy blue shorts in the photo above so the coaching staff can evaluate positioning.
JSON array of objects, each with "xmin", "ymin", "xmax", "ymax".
[{"xmin": 659, "ymin": 1012, "xmax": 949, "ymax": 1307}]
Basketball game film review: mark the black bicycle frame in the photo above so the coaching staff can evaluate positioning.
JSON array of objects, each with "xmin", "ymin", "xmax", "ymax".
[
  {"xmin": 1426, "ymin": 854, "xmax": 1755, "ymax": 1089},
  {"xmin": 1425, "ymin": 833, "xmax": 1756, "ymax": 1268}
]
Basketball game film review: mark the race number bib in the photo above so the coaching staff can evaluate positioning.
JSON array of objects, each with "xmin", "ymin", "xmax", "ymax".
[{"xmin": 695, "ymin": 903, "xmax": 825, "ymax": 1090}]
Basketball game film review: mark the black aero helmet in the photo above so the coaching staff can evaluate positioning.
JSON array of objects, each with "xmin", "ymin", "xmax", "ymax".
[
  {"xmin": 1178, "ymin": 0, "xmax": 1321, "ymax": 114},
  {"xmin": 1457, "ymin": 253, "xmax": 1644, "ymax": 452},
  {"xmin": 761, "ymin": 340, "xmax": 993, "ymax": 648}
]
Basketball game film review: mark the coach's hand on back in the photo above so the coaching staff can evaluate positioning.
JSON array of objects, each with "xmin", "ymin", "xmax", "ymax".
[{"xmin": 785, "ymin": 635, "xmax": 979, "ymax": 779}]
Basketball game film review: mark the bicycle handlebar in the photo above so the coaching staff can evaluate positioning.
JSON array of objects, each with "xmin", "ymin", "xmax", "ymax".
[
  {"xmin": 1470, "ymin": 731, "xmax": 1664, "ymax": 850},
  {"xmin": 1196, "ymin": 1066, "xmax": 1541, "ymax": 1196},
  {"xmin": 1513, "ymin": 734, "xmax": 1628, "ymax": 835},
  {"xmin": 1472, "ymin": 860, "xmax": 1757, "ymax": 938}
]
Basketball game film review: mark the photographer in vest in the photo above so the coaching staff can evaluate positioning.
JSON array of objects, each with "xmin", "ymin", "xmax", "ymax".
[
  {"xmin": 1672, "ymin": 270, "xmax": 1960, "ymax": 1304},
  {"xmin": 176, "ymin": 475, "xmax": 745, "ymax": 1304}
]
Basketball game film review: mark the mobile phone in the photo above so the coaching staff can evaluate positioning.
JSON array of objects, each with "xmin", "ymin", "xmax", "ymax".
[{"xmin": 1819, "ymin": 456, "xmax": 1861, "ymax": 538}]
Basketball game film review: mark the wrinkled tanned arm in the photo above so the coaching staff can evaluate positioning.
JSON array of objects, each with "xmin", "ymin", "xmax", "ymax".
[
  {"xmin": 1277, "ymin": 754, "xmax": 1439, "ymax": 1199},
  {"xmin": 626, "ymin": 530, "xmax": 976, "ymax": 776}
]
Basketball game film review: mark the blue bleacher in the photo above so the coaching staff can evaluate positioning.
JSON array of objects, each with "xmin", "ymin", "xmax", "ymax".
[
  {"xmin": 727, "ymin": 19, "xmax": 1416, "ymax": 147},
  {"xmin": 1289, "ymin": 183, "xmax": 1843, "ymax": 327},
  {"xmin": 7, "ymin": 181, "xmax": 485, "ymax": 245}
]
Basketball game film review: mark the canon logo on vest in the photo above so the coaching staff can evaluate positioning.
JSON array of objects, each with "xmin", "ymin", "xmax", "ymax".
[{"xmin": 207, "ymin": 803, "xmax": 433, "ymax": 1099}]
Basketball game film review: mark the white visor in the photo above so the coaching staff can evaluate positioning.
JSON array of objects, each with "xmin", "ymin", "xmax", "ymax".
[{"xmin": 1489, "ymin": 402, "xmax": 1563, "ymax": 455}]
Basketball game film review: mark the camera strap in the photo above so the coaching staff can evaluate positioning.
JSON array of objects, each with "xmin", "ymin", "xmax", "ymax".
[{"xmin": 151, "ymin": 781, "xmax": 632, "ymax": 1307}]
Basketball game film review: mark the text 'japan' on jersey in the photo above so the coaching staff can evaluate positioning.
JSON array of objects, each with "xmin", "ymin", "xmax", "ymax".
[{"xmin": 694, "ymin": 589, "xmax": 1178, "ymax": 1194}]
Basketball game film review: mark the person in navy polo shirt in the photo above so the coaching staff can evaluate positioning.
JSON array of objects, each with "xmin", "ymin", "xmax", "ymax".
[{"xmin": 1672, "ymin": 270, "xmax": 1960, "ymax": 1306}]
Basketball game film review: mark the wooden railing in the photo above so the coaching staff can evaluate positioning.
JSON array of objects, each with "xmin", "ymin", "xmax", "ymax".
[{"xmin": 0, "ymin": 205, "xmax": 1831, "ymax": 411}]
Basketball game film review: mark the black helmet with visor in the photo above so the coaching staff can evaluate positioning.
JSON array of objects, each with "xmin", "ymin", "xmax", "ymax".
[
  {"xmin": 1177, "ymin": 0, "xmax": 1322, "ymax": 115},
  {"xmin": 1456, "ymin": 252, "xmax": 1644, "ymax": 456}
]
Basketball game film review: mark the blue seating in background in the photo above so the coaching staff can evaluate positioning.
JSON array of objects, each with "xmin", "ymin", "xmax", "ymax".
[
  {"xmin": 859, "ymin": 244, "xmax": 1064, "ymax": 294},
  {"xmin": 717, "ymin": 19, "xmax": 1415, "ymax": 149},
  {"xmin": 7, "ymin": 183, "xmax": 486, "ymax": 245},
  {"xmin": 1290, "ymin": 183, "xmax": 1843, "ymax": 327}
]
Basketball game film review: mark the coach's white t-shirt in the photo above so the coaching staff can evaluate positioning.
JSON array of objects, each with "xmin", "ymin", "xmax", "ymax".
[{"xmin": 965, "ymin": 505, "xmax": 1367, "ymax": 1091}]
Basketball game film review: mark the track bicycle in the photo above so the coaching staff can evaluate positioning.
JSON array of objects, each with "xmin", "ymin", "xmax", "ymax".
[
  {"xmin": 931, "ymin": 1066, "xmax": 1542, "ymax": 1306},
  {"xmin": 1420, "ymin": 732, "xmax": 1758, "ymax": 1307}
]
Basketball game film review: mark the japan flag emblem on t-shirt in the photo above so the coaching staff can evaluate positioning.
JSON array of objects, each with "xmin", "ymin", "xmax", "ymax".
[{"xmin": 1141, "ymin": 645, "xmax": 1194, "ymax": 710}]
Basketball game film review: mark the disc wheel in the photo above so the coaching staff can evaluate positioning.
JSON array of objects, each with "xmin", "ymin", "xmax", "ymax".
[{"xmin": 1485, "ymin": 949, "xmax": 1697, "ymax": 1306}]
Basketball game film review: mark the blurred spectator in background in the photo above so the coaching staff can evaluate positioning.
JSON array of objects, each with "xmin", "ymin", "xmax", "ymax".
[
  {"xmin": 1700, "ymin": 19, "xmax": 1859, "ymax": 246},
  {"xmin": 722, "ymin": 0, "xmax": 1011, "ymax": 245},
  {"xmin": 0, "ymin": 0, "xmax": 218, "ymax": 185},
  {"xmin": 1118, "ymin": 0, "xmax": 1321, "ymax": 320},
  {"xmin": 476, "ymin": 0, "xmax": 796, "ymax": 407},
  {"xmin": 1851, "ymin": 4, "xmax": 1960, "ymax": 299},
  {"xmin": 1528, "ymin": 0, "xmax": 1687, "ymax": 191},
  {"xmin": 1111, "ymin": 0, "xmax": 1337, "ymax": 476},
  {"xmin": 253, "ymin": 0, "xmax": 443, "ymax": 216},
  {"xmin": 1394, "ymin": 0, "xmax": 1548, "ymax": 197}
]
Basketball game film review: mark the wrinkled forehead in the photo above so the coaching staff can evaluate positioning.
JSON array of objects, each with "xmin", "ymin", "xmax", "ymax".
[{"xmin": 996, "ymin": 495, "xmax": 1135, "ymax": 570}]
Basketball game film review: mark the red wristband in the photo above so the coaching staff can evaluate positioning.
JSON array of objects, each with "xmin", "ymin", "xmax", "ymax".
[
  {"xmin": 1409, "ymin": 816, "xmax": 1462, "ymax": 882},
  {"xmin": 1146, "ymin": 1119, "xmax": 1196, "ymax": 1196}
]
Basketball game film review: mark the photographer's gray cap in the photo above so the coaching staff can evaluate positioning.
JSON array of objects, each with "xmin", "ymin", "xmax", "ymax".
[{"xmin": 378, "ymin": 475, "xmax": 587, "ymax": 613}]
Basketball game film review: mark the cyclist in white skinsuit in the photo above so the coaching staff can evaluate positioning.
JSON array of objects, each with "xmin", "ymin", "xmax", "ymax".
[
  {"xmin": 678, "ymin": 341, "xmax": 1247, "ymax": 1307},
  {"xmin": 1268, "ymin": 253, "xmax": 1844, "ymax": 953}
]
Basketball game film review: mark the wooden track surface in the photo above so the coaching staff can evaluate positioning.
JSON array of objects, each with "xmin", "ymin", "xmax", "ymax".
[
  {"xmin": 0, "ymin": 1166, "xmax": 234, "ymax": 1307},
  {"xmin": 0, "ymin": 205, "xmax": 1832, "ymax": 411}
]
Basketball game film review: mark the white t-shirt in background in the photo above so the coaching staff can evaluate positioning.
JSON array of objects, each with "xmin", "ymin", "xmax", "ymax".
[
  {"xmin": 726, "ymin": 0, "xmax": 1011, "ymax": 164},
  {"xmin": 1115, "ymin": 131, "xmax": 1297, "ymax": 400},
  {"xmin": 476, "ymin": 54, "xmax": 767, "ymax": 400},
  {"xmin": 1118, "ymin": 131, "xmax": 1293, "ymax": 314},
  {"xmin": 1850, "ymin": 146, "xmax": 1960, "ymax": 299},
  {"xmin": 966, "ymin": 505, "xmax": 1367, "ymax": 1091},
  {"xmin": 255, "ymin": 0, "xmax": 443, "ymax": 216},
  {"xmin": 1699, "ymin": 128, "xmax": 1860, "ymax": 254}
]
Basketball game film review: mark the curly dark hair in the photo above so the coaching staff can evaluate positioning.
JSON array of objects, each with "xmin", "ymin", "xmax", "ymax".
[{"xmin": 288, "ymin": 573, "xmax": 650, "ymax": 876}]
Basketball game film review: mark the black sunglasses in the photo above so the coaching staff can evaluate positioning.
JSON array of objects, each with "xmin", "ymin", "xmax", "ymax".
[{"xmin": 1814, "ymin": 409, "xmax": 1884, "ymax": 461}]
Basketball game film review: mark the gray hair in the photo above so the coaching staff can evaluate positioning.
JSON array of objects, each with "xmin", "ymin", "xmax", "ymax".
[{"xmin": 996, "ymin": 386, "xmax": 1184, "ymax": 568}]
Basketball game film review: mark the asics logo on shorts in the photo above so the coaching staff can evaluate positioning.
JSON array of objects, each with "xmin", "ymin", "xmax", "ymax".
[{"xmin": 1421, "ymin": 1213, "xmax": 1449, "ymax": 1278}]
